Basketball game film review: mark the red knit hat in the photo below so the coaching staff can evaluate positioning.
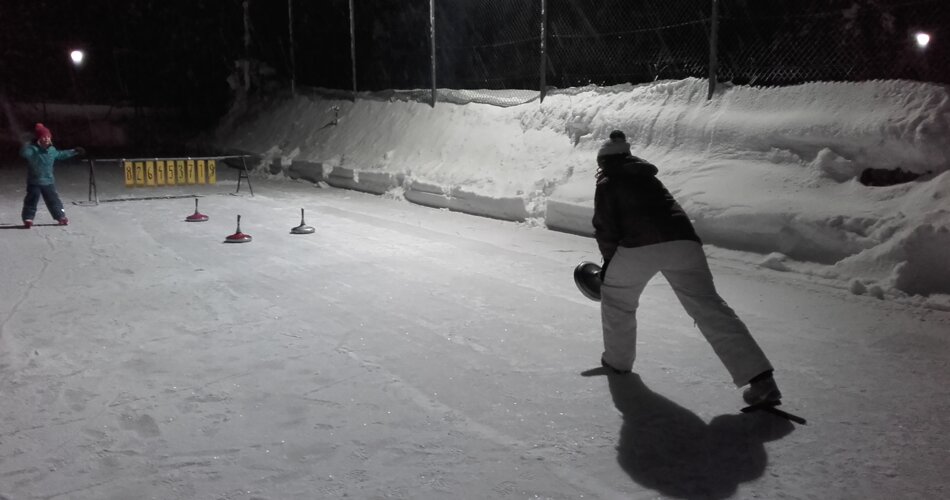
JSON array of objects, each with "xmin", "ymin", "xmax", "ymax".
[{"xmin": 35, "ymin": 123, "xmax": 52, "ymax": 140}]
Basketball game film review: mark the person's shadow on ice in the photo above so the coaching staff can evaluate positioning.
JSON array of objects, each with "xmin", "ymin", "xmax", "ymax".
[{"xmin": 582, "ymin": 368, "xmax": 794, "ymax": 499}]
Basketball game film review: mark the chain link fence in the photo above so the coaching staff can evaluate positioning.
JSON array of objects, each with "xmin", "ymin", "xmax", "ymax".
[
  {"xmin": 546, "ymin": 0, "xmax": 711, "ymax": 88},
  {"xmin": 717, "ymin": 0, "xmax": 947, "ymax": 84},
  {"xmin": 247, "ymin": 0, "xmax": 947, "ymax": 105},
  {"xmin": 435, "ymin": 0, "xmax": 542, "ymax": 90},
  {"xmin": 3, "ymin": 1, "xmax": 947, "ymax": 110}
]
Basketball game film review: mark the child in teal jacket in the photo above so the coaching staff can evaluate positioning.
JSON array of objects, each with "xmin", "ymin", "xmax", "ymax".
[{"xmin": 20, "ymin": 123, "xmax": 84, "ymax": 228}]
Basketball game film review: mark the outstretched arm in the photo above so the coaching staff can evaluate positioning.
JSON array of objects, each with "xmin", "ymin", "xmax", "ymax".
[
  {"xmin": 20, "ymin": 142, "xmax": 35, "ymax": 160},
  {"xmin": 56, "ymin": 147, "xmax": 84, "ymax": 160}
]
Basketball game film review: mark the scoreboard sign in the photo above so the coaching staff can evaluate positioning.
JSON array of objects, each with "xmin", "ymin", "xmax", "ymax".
[{"xmin": 124, "ymin": 159, "xmax": 217, "ymax": 187}]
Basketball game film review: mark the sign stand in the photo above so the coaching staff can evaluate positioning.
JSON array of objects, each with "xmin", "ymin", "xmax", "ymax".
[
  {"xmin": 87, "ymin": 159, "xmax": 99, "ymax": 205},
  {"xmin": 236, "ymin": 156, "xmax": 254, "ymax": 196},
  {"xmin": 76, "ymin": 155, "xmax": 254, "ymax": 205}
]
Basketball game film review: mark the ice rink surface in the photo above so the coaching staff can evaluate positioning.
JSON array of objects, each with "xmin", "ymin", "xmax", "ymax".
[{"xmin": 1, "ymin": 165, "xmax": 948, "ymax": 499}]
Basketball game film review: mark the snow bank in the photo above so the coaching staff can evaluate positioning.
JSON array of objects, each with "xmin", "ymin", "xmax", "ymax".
[{"xmin": 211, "ymin": 79, "xmax": 950, "ymax": 297}]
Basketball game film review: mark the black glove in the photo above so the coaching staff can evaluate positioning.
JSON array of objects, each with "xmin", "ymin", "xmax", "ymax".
[{"xmin": 73, "ymin": 147, "xmax": 86, "ymax": 156}]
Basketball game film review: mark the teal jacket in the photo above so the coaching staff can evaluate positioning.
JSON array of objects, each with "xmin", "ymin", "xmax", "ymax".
[{"xmin": 21, "ymin": 142, "xmax": 78, "ymax": 186}]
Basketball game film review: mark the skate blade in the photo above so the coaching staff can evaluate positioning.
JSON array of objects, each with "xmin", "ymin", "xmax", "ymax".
[{"xmin": 741, "ymin": 401, "xmax": 807, "ymax": 425}]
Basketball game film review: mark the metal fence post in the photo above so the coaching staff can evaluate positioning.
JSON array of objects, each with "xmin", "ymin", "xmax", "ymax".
[
  {"xmin": 430, "ymin": 0, "xmax": 437, "ymax": 107},
  {"xmin": 243, "ymin": 0, "xmax": 251, "ymax": 92},
  {"xmin": 539, "ymin": 0, "xmax": 548, "ymax": 103},
  {"xmin": 288, "ymin": 0, "xmax": 295, "ymax": 96},
  {"xmin": 707, "ymin": 0, "xmax": 719, "ymax": 99},
  {"xmin": 349, "ymin": 0, "xmax": 357, "ymax": 101}
]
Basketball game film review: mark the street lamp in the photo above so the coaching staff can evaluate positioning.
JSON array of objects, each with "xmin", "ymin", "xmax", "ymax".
[
  {"xmin": 68, "ymin": 48, "xmax": 93, "ymax": 149},
  {"xmin": 70, "ymin": 49, "xmax": 85, "ymax": 67},
  {"xmin": 914, "ymin": 32, "xmax": 931, "ymax": 49}
]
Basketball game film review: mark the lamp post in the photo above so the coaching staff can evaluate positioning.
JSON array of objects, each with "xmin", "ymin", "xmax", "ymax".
[
  {"xmin": 68, "ymin": 47, "xmax": 94, "ymax": 152},
  {"xmin": 68, "ymin": 48, "xmax": 87, "ymax": 104},
  {"xmin": 69, "ymin": 48, "xmax": 85, "ymax": 104},
  {"xmin": 911, "ymin": 31, "xmax": 932, "ymax": 80}
]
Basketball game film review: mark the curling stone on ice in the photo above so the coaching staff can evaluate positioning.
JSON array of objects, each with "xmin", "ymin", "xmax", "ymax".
[
  {"xmin": 290, "ymin": 208, "xmax": 315, "ymax": 234},
  {"xmin": 224, "ymin": 215, "xmax": 252, "ymax": 243},
  {"xmin": 185, "ymin": 198, "xmax": 209, "ymax": 222}
]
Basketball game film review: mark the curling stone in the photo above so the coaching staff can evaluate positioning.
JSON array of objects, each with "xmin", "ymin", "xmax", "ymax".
[
  {"xmin": 290, "ymin": 208, "xmax": 315, "ymax": 234},
  {"xmin": 573, "ymin": 261, "xmax": 603, "ymax": 301},
  {"xmin": 224, "ymin": 215, "xmax": 252, "ymax": 243},
  {"xmin": 185, "ymin": 198, "xmax": 209, "ymax": 222}
]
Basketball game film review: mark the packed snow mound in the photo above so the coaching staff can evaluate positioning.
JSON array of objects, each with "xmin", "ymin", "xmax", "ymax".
[{"xmin": 212, "ymin": 78, "xmax": 950, "ymax": 298}]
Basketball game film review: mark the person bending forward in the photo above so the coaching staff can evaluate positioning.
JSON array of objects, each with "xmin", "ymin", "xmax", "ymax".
[{"xmin": 592, "ymin": 130, "xmax": 781, "ymax": 406}]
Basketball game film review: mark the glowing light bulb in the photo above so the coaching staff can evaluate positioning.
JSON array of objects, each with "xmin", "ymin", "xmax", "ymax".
[{"xmin": 70, "ymin": 50, "xmax": 85, "ymax": 66}]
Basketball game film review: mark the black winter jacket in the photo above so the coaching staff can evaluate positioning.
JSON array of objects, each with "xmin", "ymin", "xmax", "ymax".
[{"xmin": 592, "ymin": 153, "xmax": 701, "ymax": 262}]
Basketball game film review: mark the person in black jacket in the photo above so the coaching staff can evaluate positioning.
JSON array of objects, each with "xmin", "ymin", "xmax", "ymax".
[{"xmin": 592, "ymin": 130, "xmax": 781, "ymax": 406}]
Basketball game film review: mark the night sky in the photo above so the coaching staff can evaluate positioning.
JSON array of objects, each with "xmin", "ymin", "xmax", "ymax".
[
  {"xmin": 1, "ymin": 1, "xmax": 242, "ymax": 121},
  {"xmin": 2, "ymin": 0, "xmax": 947, "ymax": 120}
]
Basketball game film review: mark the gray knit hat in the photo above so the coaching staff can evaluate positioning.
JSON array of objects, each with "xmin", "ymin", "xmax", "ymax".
[{"xmin": 598, "ymin": 130, "xmax": 631, "ymax": 157}]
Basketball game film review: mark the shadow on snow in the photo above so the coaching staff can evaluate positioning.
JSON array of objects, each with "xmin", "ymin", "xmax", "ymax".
[{"xmin": 582, "ymin": 368, "xmax": 795, "ymax": 499}]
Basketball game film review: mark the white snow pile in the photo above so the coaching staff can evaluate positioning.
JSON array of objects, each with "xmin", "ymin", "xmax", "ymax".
[{"xmin": 211, "ymin": 78, "xmax": 950, "ymax": 300}]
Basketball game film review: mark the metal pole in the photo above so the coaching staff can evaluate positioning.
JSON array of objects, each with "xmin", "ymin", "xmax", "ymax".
[
  {"xmin": 238, "ymin": 156, "xmax": 254, "ymax": 196},
  {"xmin": 88, "ymin": 159, "xmax": 99, "ymax": 204},
  {"xmin": 430, "ymin": 0, "xmax": 437, "ymax": 107},
  {"xmin": 243, "ymin": 0, "xmax": 251, "ymax": 92},
  {"xmin": 349, "ymin": 0, "xmax": 357, "ymax": 101},
  {"xmin": 69, "ymin": 58, "xmax": 95, "ymax": 149},
  {"xmin": 288, "ymin": 0, "xmax": 295, "ymax": 96},
  {"xmin": 539, "ymin": 0, "xmax": 548, "ymax": 103},
  {"xmin": 707, "ymin": 0, "xmax": 719, "ymax": 100}
]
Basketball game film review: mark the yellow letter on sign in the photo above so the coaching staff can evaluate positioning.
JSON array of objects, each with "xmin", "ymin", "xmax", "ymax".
[
  {"xmin": 124, "ymin": 161, "xmax": 134, "ymax": 187},
  {"xmin": 187, "ymin": 160, "xmax": 196, "ymax": 184},
  {"xmin": 166, "ymin": 161, "xmax": 176, "ymax": 186},
  {"xmin": 197, "ymin": 160, "xmax": 207, "ymax": 184},
  {"xmin": 135, "ymin": 161, "xmax": 145, "ymax": 186},
  {"xmin": 146, "ymin": 161, "xmax": 156, "ymax": 186},
  {"xmin": 207, "ymin": 160, "xmax": 217, "ymax": 184},
  {"xmin": 156, "ymin": 160, "xmax": 166, "ymax": 186},
  {"xmin": 176, "ymin": 160, "xmax": 186, "ymax": 184}
]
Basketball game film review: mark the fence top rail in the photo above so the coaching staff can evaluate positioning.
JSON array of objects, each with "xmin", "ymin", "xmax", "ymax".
[{"xmin": 87, "ymin": 155, "xmax": 255, "ymax": 163}]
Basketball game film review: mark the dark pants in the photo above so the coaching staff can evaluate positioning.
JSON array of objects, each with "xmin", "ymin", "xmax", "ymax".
[{"xmin": 22, "ymin": 183, "xmax": 66, "ymax": 222}]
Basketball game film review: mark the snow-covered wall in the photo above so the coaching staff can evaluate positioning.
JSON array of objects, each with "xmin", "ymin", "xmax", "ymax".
[{"xmin": 211, "ymin": 78, "xmax": 950, "ymax": 298}]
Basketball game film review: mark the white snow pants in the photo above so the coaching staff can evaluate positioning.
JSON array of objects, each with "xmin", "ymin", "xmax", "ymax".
[{"xmin": 600, "ymin": 240, "xmax": 773, "ymax": 387}]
